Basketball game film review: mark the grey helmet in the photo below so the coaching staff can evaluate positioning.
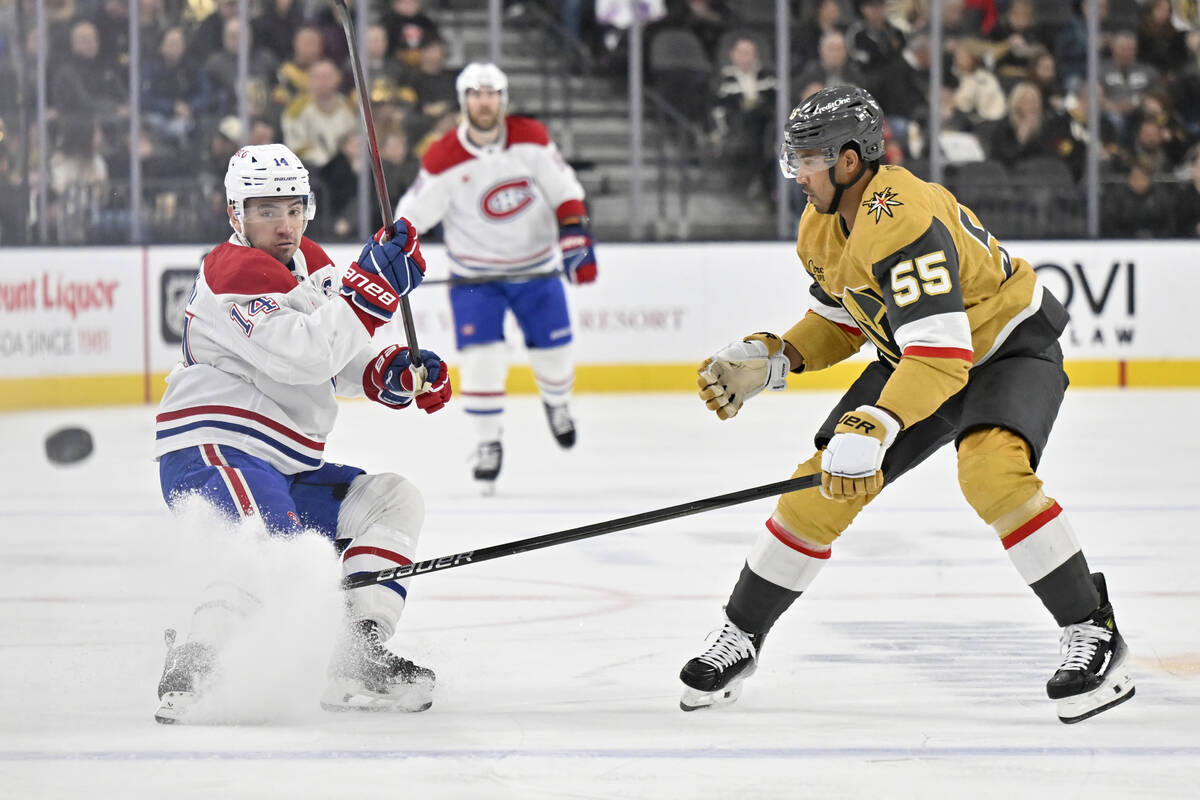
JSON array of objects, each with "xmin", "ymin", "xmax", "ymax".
[{"xmin": 781, "ymin": 86, "xmax": 885, "ymax": 173}]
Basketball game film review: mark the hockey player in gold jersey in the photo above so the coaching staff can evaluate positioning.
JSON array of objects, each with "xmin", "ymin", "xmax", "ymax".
[{"xmin": 680, "ymin": 86, "xmax": 1134, "ymax": 724}]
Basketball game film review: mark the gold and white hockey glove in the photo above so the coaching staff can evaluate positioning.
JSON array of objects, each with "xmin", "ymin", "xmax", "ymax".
[
  {"xmin": 820, "ymin": 405, "xmax": 901, "ymax": 501},
  {"xmin": 698, "ymin": 333, "xmax": 790, "ymax": 420}
]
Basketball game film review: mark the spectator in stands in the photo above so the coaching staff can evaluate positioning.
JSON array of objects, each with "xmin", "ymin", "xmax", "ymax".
[
  {"xmin": 48, "ymin": 116, "xmax": 108, "ymax": 242},
  {"xmin": 137, "ymin": 0, "xmax": 172, "ymax": 52},
  {"xmin": 1137, "ymin": 0, "xmax": 1187, "ymax": 77},
  {"xmin": 712, "ymin": 35, "xmax": 777, "ymax": 200},
  {"xmin": 366, "ymin": 22, "xmax": 418, "ymax": 115},
  {"xmin": 844, "ymin": 0, "xmax": 905, "ymax": 93},
  {"xmin": 253, "ymin": 0, "xmax": 304, "ymax": 65},
  {"xmin": 1170, "ymin": 30, "xmax": 1200, "ymax": 141},
  {"xmin": 142, "ymin": 26, "xmax": 209, "ymax": 148},
  {"xmin": 1029, "ymin": 49, "xmax": 1066, "ymax": 114},
  {"xmin": 981, "ymin": 81, "xmax": 1058, "ymax": 168},
  {"xmin": 318, "ymin": 131, "xmax": 365, "ymax": 239},
  {"xmin": 272, "ymin": 26, "xmax": 326, "ymax": 113},
  {"xmin": 384, "ymin": 0, "xmax": 442, "ymax": 70},
  {"xmin": 52, "ymin": 19, "xmax": 128, "ymax": 122},
  {"xmin": 987, "ymin": 0, "xmax": 1049, "ymax": 91},
  {"xmin": 409, "ymin": 37, "xmax": 459, "ymax": 140},
  {"xmin": 1173, "ymin": 145, "xmax": 1200, "ymax": 237},
  {"xmin": 662, "ymin": 0, "xmax": 736, "ymax": 64},
  {"xmin": 281, "ymin": 59, "xmax": 358, "ymax": 172},
  {"xmin": 248, "ymin": 118, "xmax": 277, "ymax": 147},
  {"xmin": 1045, "ymin": 81, "xmax": 1123, "ymax": 181},
  {"xmin": 380, "ymin": 127, "xmax": 421, "ymax": 199},
  {"xmin": 1100, "ymin": 30, "xmax": 1162, "ymax": 140},
  {"xmin": 1126, "ymin": 114, "xmax": 1179, "ymax": 177},
  {"xmin": 793, "ymin": 0, "xmax": 848, "ymax": 72},
  {"xmin": 92, "ymin": 0, "xmax": 132, "ymax": 77},
  {"xmin": 186, "ymin": 0, "xmax": 240, "ymax": 71},
  {"xmin": 794, "ymin": 30, "xmax": 867, "ymax": 97},
  {"xmin": 205, "ymin": 16, "xmax": 279, "ymax": 120},
  {"xmin": 1103, "ymin": 156, "xmax": 1176, "ymax": 238},
  {"xmin": 951, "ymin": 45, "xmax": 1006, "ymax": 128}
]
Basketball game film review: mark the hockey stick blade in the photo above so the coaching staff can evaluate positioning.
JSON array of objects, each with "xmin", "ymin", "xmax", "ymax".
[{"xmin": 342, "ymin": 473, "xmax": 821, "ymax": 589}]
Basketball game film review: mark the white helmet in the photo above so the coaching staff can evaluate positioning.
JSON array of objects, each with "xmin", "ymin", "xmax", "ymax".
[
  {"xmin": 224, "ymin": 144, "xmax": 316, "ymax": 233},
  {"xmin": 456, "ymin": 62, "xmax": 509, "ymax": 112}
]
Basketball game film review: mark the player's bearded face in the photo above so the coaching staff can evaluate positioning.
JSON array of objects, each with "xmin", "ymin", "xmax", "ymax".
[
  {"xmin": 466, "ymin": 88, "xmax": 502, "ymax": 131},
  {"xmin": 237, "ymin": 197, "xmax": 306, "ymax": 264}
]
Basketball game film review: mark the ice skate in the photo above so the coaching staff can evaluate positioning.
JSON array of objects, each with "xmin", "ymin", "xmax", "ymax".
[
  {"xmin": 1046, "ymin": 572, "xmax": 1135, "ymax": 724},
  {"xmin": 679, "ymin": 617, "xmax": 764, "ymax": 711},
  {"xmin": 543, "ymin": 402, "xmax": 576, "ymax": 449},
  {"xmin": 321, "ymin": 621, "xmax": 436, "ymax": 713},
  {"xmin": 473, "ymin": 440, "xmax": 502, "ymax": 495},
  {"xmin": 154, "ymin": 629, "xmax": 216, "ymax": 724}
]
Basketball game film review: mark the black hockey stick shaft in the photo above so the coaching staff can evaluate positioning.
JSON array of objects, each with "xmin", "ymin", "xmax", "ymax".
[
  {"xmin": 423, "ymin": 270, "xmax": 562, "ymax": 287},
  {"xmin": 342, "ymin": 473, "xmax": 822, "ymax": 588},
  {"xmin": 329, "ymin": 0, "xmax": 422, "ymax": 358}
]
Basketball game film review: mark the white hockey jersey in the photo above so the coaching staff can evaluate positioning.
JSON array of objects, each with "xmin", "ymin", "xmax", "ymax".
[
  {"xmin": 395, "ymin": 116, "xmax": 588, "ymax": 278},
  {"xmin": 154, "ymin": 236, "xmax": 380, "ymax": 474}
]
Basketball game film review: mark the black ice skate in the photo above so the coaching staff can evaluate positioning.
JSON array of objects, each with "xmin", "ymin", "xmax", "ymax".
[
  {"xmin": 543, "ymin": 402, "xmax": 576, "ymax": 449},
  {"xmin": 321, "ymin": 620, "xmax": 436, "ymax": 713},
  {"xmin": 154, "ymin": 629, "xmax": 216, "ymax": 724},
  {"xmin": 1046, "ymin": 572, "xmax": 1135, "ymax": 724},
  {"xmin": 473, "ymin": 440, "xmax": 502, "ymax": 495},
  {"xmin": 679, "ymin": 617, "xmax": 764, "ymax": 711}
]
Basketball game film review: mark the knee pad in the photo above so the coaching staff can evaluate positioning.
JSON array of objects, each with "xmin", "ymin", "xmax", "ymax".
[
  {"xmin": 772, "ymin": 451, "xmax": 871, "ymax": 547},
  {"xmin": 337, "ymin": 473, "xmax": 425, "ymax": 639},
  {"xmin": 528, "ymin": 343, "xmax": 575, "ymax": 404},
  {"xmin": 957, "ymin": 428, "xmax": 1045, "ymax": 527}
]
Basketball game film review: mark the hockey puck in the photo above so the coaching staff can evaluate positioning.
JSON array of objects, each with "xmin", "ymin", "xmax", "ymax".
[{"xmin": 44, "ymin": 426, "xmax": 94, "ymax": 465}]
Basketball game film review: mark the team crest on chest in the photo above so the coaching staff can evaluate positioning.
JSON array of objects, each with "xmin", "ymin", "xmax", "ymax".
[
  {"xmin": 481, "ymin": 178, "xmax": 536, "ymax": 220},
  {"xmin": 863, "ymin": 187, "xmax": 902, "ymax": 223}
]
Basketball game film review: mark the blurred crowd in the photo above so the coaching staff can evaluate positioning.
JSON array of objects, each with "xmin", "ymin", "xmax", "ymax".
[
  {"xmin": 0, "ymin": 0, "xmax": 456, "ymax": 244},
  {"xmin": 635, "ymin": 0, "xmax": 1200, "ymax": 238},
  {"xmin": 2, "ymin": 0, "xmax": 1200, "ymax": 244}
]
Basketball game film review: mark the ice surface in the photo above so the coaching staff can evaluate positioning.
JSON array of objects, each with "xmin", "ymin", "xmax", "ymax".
[{"xmin": 1, "ymin": 390, "xmax": 1198, "ymax": 799}]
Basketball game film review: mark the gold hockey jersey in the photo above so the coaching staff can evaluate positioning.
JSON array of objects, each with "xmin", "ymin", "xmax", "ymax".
[{"xmin": 782, "ymin": 164, "xmax": 1067, "ymax": 429}]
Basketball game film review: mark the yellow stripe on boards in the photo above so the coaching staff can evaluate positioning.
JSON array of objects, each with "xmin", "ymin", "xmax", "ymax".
[{"xmin": 5, "ymin": 360, "xmax": 1200, "ymax": 410}]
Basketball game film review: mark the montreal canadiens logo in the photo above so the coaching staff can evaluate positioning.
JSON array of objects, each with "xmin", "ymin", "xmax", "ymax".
[{"xmin": 481, "ymin": 178, "xmax": 535, "ymax": 220}]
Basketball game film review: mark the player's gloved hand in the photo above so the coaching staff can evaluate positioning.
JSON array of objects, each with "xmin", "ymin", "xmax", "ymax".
[
  {"xmin": 341, "ymin": 218, "xmax": 427, "ymax": 332},
  {"xmin": 559, "ymin": 221, "xmax": 597, "ymax": 284},
  {"xmin": 697, "ymin": 332, "xmax": 790, "ymax": 420},
  {"xmin": 363, "ymin": 344, "xmax": 452, "ymax": 414},
  {"xmin": 820, "ymin": 404, "xmax": 901, "ymax": 502}
]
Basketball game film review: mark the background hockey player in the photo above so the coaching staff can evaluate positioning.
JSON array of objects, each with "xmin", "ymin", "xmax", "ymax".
[
  {"xmin": 153, "ymin": 143, "xmax": 452, "ymax": 722},
  {"xmin": 395, "ymin": 62, "xmax": 597, "ymax": 493},
  {"xmin": 680, "ymin": 87, "xmax": 1134, "ymax": 724}
]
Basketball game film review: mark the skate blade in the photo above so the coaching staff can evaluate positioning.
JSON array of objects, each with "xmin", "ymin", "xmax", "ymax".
[
  {"xmin": 476, "ymin": 480, "xmax": 497, "ymax": 497},
  {"xmin": 154, "ymin": 691, "xmax": 198, "ymax": 724},
  {"xmin": 679, "ymin": 681, "xmax": 744, "ymax": 712},
  {"xmin": 1056, "ymin": 661, "xmax": 1136, "ymax": 724},
  {"xmin": 320, "ymin": 680, "xmax": 433, "ymax": 713}
]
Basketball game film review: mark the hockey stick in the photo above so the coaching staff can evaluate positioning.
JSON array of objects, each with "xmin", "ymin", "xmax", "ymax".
[
  {"xmin": 422, "ymin": 270, "xmax": 562, "ymax": 287},
  {"xmin": 342, "ymin": 472, "xmax": 822, "ymax": 588},
  {"xmin": 328, "ymin": 0, "xmax": 423, "ymax": 362}
]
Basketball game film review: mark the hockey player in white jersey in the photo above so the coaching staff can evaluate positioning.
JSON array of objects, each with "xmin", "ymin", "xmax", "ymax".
[
  {"xmin": 153, "ymin": 144, "xmax": 453, "ymax": 722},
  {"xmin": 395, "ymin": 62, "xmax": 597, "ymax": 492}
]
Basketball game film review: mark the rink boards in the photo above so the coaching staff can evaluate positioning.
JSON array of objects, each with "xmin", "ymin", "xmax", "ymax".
[{"xmin": 1, "ymin": 240, "xmax": 1195, "ymax": 409}]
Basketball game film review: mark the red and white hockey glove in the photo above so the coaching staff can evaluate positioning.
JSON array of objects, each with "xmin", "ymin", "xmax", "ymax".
[
  {"xmin": 364, "ymin": 344, "xmax": 452, "ymax": 414},
  {"xmin": 820, "ymin": 405, "xmax": 901, "ymax": 501}
]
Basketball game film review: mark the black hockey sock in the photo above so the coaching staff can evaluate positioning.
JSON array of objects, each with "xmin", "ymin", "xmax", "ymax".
[
  {"xmin": 1031, "ymin": 552, "xmax": 1101, "ymax": 626},
  {"xmin": 725, "ymin": 563, "xmax": 802, "ymax": 636}
]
